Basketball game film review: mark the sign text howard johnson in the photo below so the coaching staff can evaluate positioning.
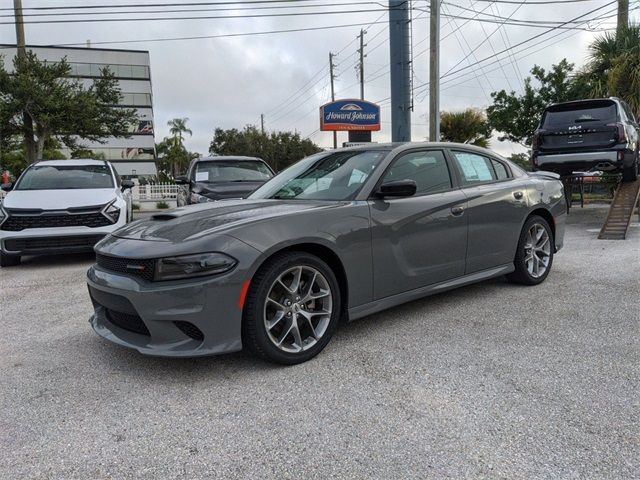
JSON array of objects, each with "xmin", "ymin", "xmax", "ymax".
[{"xmin": 320, "ymin": 99, "xmax": 381, "ymax": 131}]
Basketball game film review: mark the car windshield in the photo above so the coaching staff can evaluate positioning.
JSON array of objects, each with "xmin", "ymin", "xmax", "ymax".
[
  {"xmin": 249, "ymin": 149, "xmax": 388, "ymax": 201},
  {"xmin": 193, "ymin": 160, "xmax": 273, "ymax": 182},
  {"xmin": 15, "ymin": 164, "xmax": 114, "ymax": 190},
  {"xmin": 542, "ymin": 101, "xmax": 618, "ymax": 128}
]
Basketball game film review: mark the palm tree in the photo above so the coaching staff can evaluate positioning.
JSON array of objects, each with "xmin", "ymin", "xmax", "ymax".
[
  {"xmin": 439, "ymin": 108, "xmax": 492, "ymax": 148},
  {"xmin": 166, "ymin": 118, "xmax": 193, "ymax": 177},
  {"xmin": 167, "ymin": 117, "xmax": 193, "ymax": 147},
  {"xmin": 586, "ymin": 24, "xmax": 640, "ymax": 116}
]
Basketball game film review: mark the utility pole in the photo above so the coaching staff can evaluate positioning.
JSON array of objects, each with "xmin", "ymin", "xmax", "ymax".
[
  {"xmin": 329, "ymin": 52, "xmax": 337, "ymax": 149},
  {"xmin": 429, "ymin": 0, "xmax": 440, "ymax": 142},
  {"xmin": 358, "ymin": 29, "xmax": 367, "ymax": 100},
  {"xmin": 13, "ymin": 0, "xmax": 26, "ymax": 58},
  {"xmin": 617, "ymin": 0, "xmax": 628, "ymax": 33},
  {"xmin": 388, "ymin": 0, "xmax": 412, "ymax": 142},
  {"xmin": 260, "ymin": 113, "xmax": 265, "ymax": 134}
]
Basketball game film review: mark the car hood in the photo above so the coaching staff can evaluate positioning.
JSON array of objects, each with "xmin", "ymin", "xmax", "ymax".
[
  {"xmin": 193, "ymin": 181, "xmax": 266, "ymax": 200},
  {"xmin": 2, "ymin": 188, "xmax": 116, "ymax": 210},
  {"xmin": 113, "ymin": 199, "xmax": 341, "ymax": 243}
]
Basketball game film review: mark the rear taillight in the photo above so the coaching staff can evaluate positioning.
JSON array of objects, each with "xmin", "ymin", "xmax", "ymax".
[{"xmin": 607, "ymin": 122, "xmax": 626, "ymax": 143}]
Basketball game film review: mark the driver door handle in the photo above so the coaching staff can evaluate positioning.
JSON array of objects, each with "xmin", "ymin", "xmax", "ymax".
[{"xmin": 451, "ymin": 206, "xmax": 465, "ymax": 216}]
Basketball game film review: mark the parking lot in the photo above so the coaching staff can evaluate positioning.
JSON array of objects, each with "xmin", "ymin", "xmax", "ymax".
[{"xmin": 1, "ymin": 206, "xmax": 638, "ymax": 479}]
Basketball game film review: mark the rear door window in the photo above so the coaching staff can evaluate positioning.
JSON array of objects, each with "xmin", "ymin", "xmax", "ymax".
[
  {"xmin": 542, "ymin": 101, "xmax": 618, "ymax": 128},
  {"xmin": 451, "ymin": 151, "xmax": 497, "ymax": 186}
]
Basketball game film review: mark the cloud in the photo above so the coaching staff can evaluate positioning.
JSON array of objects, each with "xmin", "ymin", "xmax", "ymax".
[{"xmin": 1, "ymin": 1, "xmax": 635, "ymax": 157}]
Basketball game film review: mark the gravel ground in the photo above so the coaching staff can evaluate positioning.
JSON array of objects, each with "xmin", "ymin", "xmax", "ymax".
[{"xmin": 1, "ymin": 207, "xmax": 638, "ymax": 479}]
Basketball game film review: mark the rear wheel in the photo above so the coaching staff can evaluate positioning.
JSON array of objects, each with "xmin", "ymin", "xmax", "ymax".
[
  {"xmin": 242, "ymin": 251, "xmax": 341, "ymax": 365},
  {"xmin": 507, "ymin": 215, "xmax": 554, "ymax": 285},
  {"xmin": 0, "ymin": 253, "xmax": 21, "ymax": 267}
]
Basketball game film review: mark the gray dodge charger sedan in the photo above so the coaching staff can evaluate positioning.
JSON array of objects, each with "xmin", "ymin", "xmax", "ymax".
[{"xmin": 87, "ymin": 143, "xmax": 566, "ymax": 364}]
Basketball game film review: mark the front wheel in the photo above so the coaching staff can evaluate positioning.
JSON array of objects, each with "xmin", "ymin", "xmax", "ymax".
[
  {"xmin": 507, "ymin": 215, "xmax": 554, "ymax": 285},
  {"xmin": 242, "ymin": 252, "xmax": 341, "ymax": 365}
]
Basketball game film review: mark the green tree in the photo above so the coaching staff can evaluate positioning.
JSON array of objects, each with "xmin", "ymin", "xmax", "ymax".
[
  {"xmin": 0, "ymin": 51, "xmax": 137, "ymax": 167},
  {"xmin": 486, "ymin": 59, "xmax": 586, "ymax": 146},
  {"xmin": 209, "ymin": 125, "xmax": 321, "ymax": 172},
  {"xmin": 440, "ymin": 108, "xmax": 491, "ymax": 147},
  {"xmin": 156, "ymin": 137, "xmax": 199, "ymax": 181},
  {"xmin": 582, "ymin": 24, "xmax": 640, "ymax": 116},
  {"xmin": 168, "ymin": 117, "xmax": 193, "ymax": 146}
]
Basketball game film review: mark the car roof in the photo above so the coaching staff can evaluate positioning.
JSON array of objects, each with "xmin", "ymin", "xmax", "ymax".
[
  {"xmin": 342, "ymin": 141, "xmax": 501, "ymax": 156},
  {"xmin": 33, "ymin": 159, "xmax": 109, "ymax": 167},
  {"xmin": 193, "ymin": 156, "xmax": 265, "ymax": 162}
]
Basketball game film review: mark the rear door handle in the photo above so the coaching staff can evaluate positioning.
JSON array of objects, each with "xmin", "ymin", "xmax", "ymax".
[
  {"xmin": 451, "ymin": 206, "xmax": 465, "ymax": 216},
  {"xmin": 513, "ymin": 191, "xmax": 524, "ymax": 200}
]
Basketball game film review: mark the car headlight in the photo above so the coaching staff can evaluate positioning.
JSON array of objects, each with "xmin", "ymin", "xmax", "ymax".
[
  {"xmin": 0, "ymin": 205, "xmax": 6, "ymax": 226},
  {"xmin": 190, "ymin": 192, "xmax": 211, "ymax": 203},
  {"xmin": 102, "ymin": 200, "xmax": 121, "ymax": 223},
  {"xmin": 155, "ymin": 252, "xmax": 237, "ymax": 281}
]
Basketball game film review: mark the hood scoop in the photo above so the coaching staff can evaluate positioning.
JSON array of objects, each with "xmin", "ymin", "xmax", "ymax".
[{"xmin": 151, "ymin": 213, "xmax": 179, "ymax": 221}]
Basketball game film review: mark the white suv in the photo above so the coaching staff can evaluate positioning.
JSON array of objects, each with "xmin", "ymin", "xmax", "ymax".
[{"xmin": 0, "ymin": 159, "xmax": 133, "ymax": 267}]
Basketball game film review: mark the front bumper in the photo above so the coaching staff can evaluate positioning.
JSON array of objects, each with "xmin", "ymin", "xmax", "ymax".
[
  {"xmin": 86, "ymin": 236, "xmax": 260, "ymax": 357},
  {"xmin": 0, "ymin": 218, "xmax": 127, "ymax": 256}
]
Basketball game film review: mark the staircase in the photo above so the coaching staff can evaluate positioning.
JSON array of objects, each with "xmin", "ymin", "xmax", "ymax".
[{"xmin": 598, "ymin": 179, "xmax": 640, "ymax": 240}]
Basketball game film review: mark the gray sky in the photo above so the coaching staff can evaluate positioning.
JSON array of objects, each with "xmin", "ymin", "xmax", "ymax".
[{"xmin": 1, "ymin": 0, "xmax": 637, "ymax": 157}]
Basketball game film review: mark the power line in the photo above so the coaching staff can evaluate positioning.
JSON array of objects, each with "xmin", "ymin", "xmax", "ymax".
[
  {"xmin": 0, "ymin": 0, "xmax": 387, "ymax": 11},
  {"xmin": 1, "ymin": 6, "xmax": 408, "ymax": 25},
  {"xmin": 0, "ymin": 20, "xmax": 392, "ymax": 48},
  {"xmin": 0, "ymin": 1, "xmax": 402, "ymax": 18}
]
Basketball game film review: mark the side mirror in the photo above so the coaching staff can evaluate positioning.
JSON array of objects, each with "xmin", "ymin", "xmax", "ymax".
[
  {"xmin": 175, "ymin": 176, "xmax": 190, "ymax": 185},
  {"xmin": 1, "ymin": 183, "xmax": 13, "ymax": 192},
  {"xmin": 121, "ymin": 179, "xmax": 135, "ymax": 191},
  {"xmin": 376, "ymin": 180, "xmax": 417, "ymax": 198}
]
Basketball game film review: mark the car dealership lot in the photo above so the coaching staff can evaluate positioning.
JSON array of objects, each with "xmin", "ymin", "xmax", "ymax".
[{"xmin": 1, "ymin": 207, "xmax": 638, "ymax": 479}]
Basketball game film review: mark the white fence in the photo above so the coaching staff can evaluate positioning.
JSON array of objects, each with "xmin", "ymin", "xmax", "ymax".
[
  {"xmin": 0, "ymin": 183, "xmax": 180, "ymax": 204},
  {"xmin": 133, "ymin": 183, "xmax": 181, "ymax": 201}
]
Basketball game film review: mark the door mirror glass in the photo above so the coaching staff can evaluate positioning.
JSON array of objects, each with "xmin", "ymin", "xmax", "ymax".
[
  {"xmin": 377, "ymin": 180, "xmax": 417, "ymax": 197},
  {"xmin": 175, "ymin": 176, "xmax": 190, "ymax": 185}
]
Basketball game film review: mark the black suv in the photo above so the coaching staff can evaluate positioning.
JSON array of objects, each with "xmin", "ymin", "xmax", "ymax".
[
  {"xmin": 176, "ymin": 156, "xmax": 275, "ymax": 206},
  {"xmin": 532, "ymin": 98, "xmax": 639, "ymax": 181}
]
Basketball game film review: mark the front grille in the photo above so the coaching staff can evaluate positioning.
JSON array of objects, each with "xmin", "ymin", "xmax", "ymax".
[
  {"xmin": 106, "ymin": 309, "xmax": 150, "ymax": 336},
  {"xmin": 1, "ymin": 209, "xmax": 112, "ymax": 231},
  {"xmin": 96, "ymin": 253, "xmax": 156, "ymax": 282},
  {"xmin": 4, "ymin": 235, "xmax": 103, "ymax": 253},
  {"xmin": 174, "ymin": 321, "xmax": 204, "ymax": 342}
]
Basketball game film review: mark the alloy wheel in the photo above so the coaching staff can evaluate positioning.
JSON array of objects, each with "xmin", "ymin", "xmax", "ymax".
[
  {"xmin": 263, "ymin": 265, "xmax": 333, "ymax": 353},
  {"xmin": 524, "ymin": 223, "xmax": 551, "ymax": 278}
]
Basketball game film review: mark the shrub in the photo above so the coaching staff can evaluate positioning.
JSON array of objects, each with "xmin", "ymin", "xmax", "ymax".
[
  {"xmin": 156, "ymin": 201, "xmax": 170, "ymax": 209},
  {"xmin": 132, "ymin": 203, "xmax": 140, "ymax": 210}
]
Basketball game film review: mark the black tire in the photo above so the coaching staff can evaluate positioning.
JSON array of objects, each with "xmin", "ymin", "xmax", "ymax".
[
  {"xmin": 0, "ymin": 253, "xmax": 21, "ymax": 267},
  {"xmin": 622, "ymin": 155, "xmax": 638, "ymax": 182},
  {"xmin": 242, "ymin": 251, "xmax": 341, "ymax": 365},
  {"xmin": 506, "ymin": 215, "xmax": 554, "ymax": 286}
]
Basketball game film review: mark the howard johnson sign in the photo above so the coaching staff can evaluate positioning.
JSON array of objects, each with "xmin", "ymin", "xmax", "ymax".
[{"xmin": 320, "ymin": 99, "xmax": 381, "ymax": 131}]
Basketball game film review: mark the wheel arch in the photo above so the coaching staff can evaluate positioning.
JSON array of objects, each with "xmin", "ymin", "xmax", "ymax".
[
  {"xmin": 249, "ymin": 242, "xmax": 350, "ymax": 321},
  {"xmin": 527, "ymin": 207, "xmax": 556, "ymax": 240}
]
